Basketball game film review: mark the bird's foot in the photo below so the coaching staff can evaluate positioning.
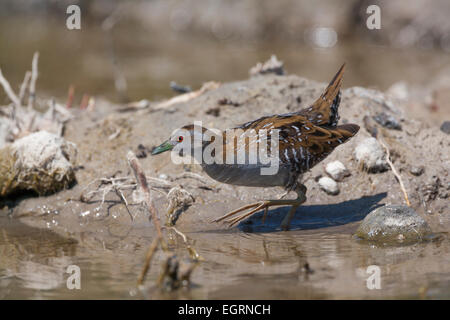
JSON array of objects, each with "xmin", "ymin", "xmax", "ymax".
[
  {"xmin": 211, "ymin": 198, "xmax": 302, "ymax": 229},
  {"xmin": 211, "ymin": 184, "xmax": 307, "ymax": 229}
]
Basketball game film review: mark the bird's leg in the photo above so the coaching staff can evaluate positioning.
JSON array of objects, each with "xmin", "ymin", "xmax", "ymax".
[
  {"xmin": 280, "ymin": 185, "xmax": 307, "ymax": 231},
  {"xmin": 261, "ymin": 206, "xmax": 269, "ymax": 224},
  {"xmin": 260, "ymin": 189, "xmax": 289, "ymax": 224},
  {"xmin": 211, "ymin": 184, "xmax": 307, "ymax": 229},
  {"xmin": 264, "ymin": 186, "xmax": 300, "ymax": 223}
]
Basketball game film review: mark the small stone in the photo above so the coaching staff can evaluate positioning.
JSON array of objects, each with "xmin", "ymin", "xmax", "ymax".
[
  {"xmin": 205, "ymin": 107, "xmax": 221, "ymax": 117},
  {"xmin": 422, "ymin": 176, "xmax": 442, "ymax": 202},
  {"xmin": 136, "ymin": 144, "xmax": 147, "ymax": 158},
  {"xmin": 409, "ymin": 166, "xmax": 424, "ymax": 176},
  {"xmin": 356, "ymin": 205, "xmax": 433, "ymax": 243},
  {"xmin": 440, "ymin": 121, "xmax": 450, "ymax": 134},
  {"xmin": 249, "ymin": 55, "xmax": 284, "ymax": 76},
  {"xmin": 373, "ymin": 112, "xmax": 402, "ymax": 130},
  {"xmin": 325, "ymin": 160, "xmax": 350, "ymax": 181},
  {"xmin": 169, "ymin": 81, "xmax": 192, "ymax": 94},
  {"xmin": 354, "ymin": 137, "xmax": 389, "ymax": 173},
  {"xmin": 318, "ymin": 176, "xmax": 339, "ymax": 195},
  {"xmin": 159, "ymin": 173, "xmax": 168, "ymax": 180},
  {"xmin": 438, "ymin": 192, "xmax": 448, "ymax": 199}
]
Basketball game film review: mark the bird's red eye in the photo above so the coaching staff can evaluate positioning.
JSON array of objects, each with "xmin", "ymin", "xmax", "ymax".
[{"xmin": 178, "ymin": 136, "xmax": 183, "ymax": 142}]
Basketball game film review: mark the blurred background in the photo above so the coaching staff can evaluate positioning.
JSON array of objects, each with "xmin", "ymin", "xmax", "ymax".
[{"xmin": 0, "ymin": 0, "xmax": 449, "ymax": 106}]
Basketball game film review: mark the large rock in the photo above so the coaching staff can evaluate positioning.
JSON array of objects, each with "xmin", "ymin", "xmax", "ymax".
[
  {"xmin": 356, "ymin": 205, "xmax": 433, "ymax": 243},
  {"xmin": 0, "ymin": 131, "xmax": 77, "ymax": 197}
]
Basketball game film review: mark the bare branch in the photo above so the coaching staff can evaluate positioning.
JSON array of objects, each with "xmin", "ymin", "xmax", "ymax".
[
  {"xmin": 113, "ymin": 182, "xmax": 134, "ymax": 221},
  {"xmin": 66, "ymin": 85, "xmax": 75, "ymax": 109},
  {"xmin": 18, "ymin": 71, "xmax": 31, "ymax": 105},
  {"xmin": 0, "ymin": 68, "xmax": 20, "ymax": 106}
]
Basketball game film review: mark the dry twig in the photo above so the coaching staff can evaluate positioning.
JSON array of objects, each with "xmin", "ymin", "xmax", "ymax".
[
  {"xmin": 151, "ymin": 81, "xmax": 220, "ymax": 111},
  {"xmin": 127, "ymin": 151, "xmax": 164, "ymax": 240},
  {"xmin": 167, "ymin": 226, "xmax": 202, "ymax": 261},
  {"xmin": 66, "ymin": 85, "xmax": 75, "ymax": 109},
  {"xmin": 378, "ymin": 138, "xmax": 411, "ymax": 206},
  {"xmin": 137, "ymin": 236, "xmax": 160, "ymax": 286},
  {"xmin": 18, "ymin": 71, "xmax": 31, "ymax": 106},
  {"xmin": 28, "ymin": 52, "xmax": 39, "ymax": 110}
]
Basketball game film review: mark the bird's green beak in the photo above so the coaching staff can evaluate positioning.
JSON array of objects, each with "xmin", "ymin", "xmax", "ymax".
[{"xmin": 152, "ymin": 140, "xmax": 174, "ymax": 155}]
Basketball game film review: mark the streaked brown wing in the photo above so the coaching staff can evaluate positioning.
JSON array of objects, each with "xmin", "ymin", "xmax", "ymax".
[
  {"xmin": 231, "ymin": 112, "xmax": 358, "ymax": 170},
  {"xmin": 276, "ymin": 118, "xmax": 359, "ymax": 171},
  {"xmin": 235, "ymin": 114, "xmax": 279, "ymax": 131}
]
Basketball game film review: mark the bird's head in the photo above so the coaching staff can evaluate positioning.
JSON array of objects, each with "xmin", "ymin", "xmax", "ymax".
[{"xmin": 151, "ymin": 124, "xmax": 208, "ymax": 156}]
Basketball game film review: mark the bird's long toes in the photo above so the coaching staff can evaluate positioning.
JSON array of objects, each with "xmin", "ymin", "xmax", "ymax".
[
  {"xmin": 225, "ymin": 202, "xmax": 266, "ymax": 227},
  {"xmin": 210, "ymin": 202, "xmax": 263, "ymax": 224}
]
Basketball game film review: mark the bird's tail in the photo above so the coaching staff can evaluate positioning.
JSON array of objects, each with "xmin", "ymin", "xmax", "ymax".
[
  {"xmin": 323, "ymin": 123, "xmax": 360, "ymax": 150},
  {"xmin": 299, "ymin": 63, "xmax": 345, "ymax": 127},
  {"xmin": 337, "ymin": 123, "xmax": 359, "ymax": 137}
]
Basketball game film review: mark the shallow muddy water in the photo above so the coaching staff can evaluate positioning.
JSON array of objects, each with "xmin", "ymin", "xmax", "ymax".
[{"xmin": 1, "ymin": 212, "xmax": 449, "ymax": 299}]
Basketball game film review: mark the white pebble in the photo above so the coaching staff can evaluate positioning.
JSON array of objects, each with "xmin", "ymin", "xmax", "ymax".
[
  {"xmin": 80, "ymin": 210, "xmax": 90, "ymax": 217},
  {"xmin": 158, "ymin": 173, "xmax": 168, "ymax": 180},
  {"xmin": 318, "ymin": 177, "xmax": 339, "ymax": 195},
  {"xmin": 354, "ymin": 137, "xmax": 388, "ymax": 172},
  {"xmin": 325, "ymin": 160, "xmax": 350, "ymax": 181}
]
